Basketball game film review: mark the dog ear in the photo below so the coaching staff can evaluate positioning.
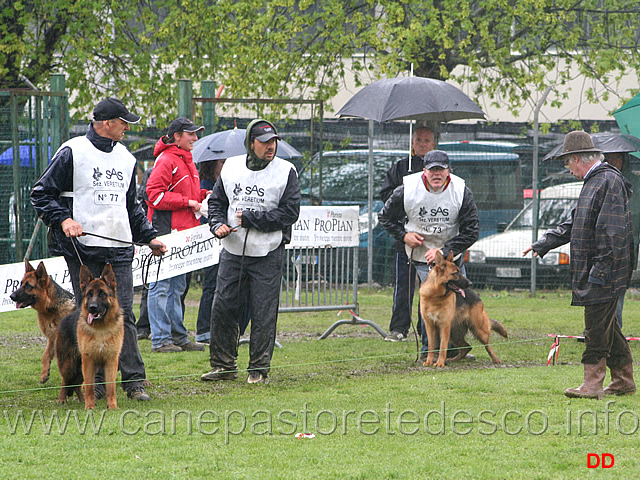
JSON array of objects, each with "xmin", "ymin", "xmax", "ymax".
[
  {"xmin": 79, "ymin": 265, "xmax": 94, "ymax": 291},
  {"xmin": 100, "ymin": 264, "xmax": 118, "ymax": 291},
  {"xmin": 25, "ymin": 258, "xmax": 35, "ymax": 273},
  {"xmin": 446, "ymin": 251, "xmax": 454, "ymax": 262},
  {"xmin": 434, "ymin": 250, "xmax": 445, "ymax": 267},
  {"xmin": 35, "ymin": 261, "xmax": 49, "ymax": 285}
]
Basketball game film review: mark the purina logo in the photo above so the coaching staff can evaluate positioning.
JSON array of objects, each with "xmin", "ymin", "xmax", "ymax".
[{"xmin": 93, "ymin": 167, "xmax": 102, "ymax": 182}]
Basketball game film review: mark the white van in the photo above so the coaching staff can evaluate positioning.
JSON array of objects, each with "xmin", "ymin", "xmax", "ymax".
[{"xmin": 465, "ymin": 182, "xmax": 583, "ymax": 288}]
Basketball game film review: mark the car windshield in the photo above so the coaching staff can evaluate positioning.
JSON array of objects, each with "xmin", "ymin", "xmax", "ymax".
[
  {"xmin": 299, "ymin": 151, "xmax": 406, "ymax": 204},
  {"xmin": 508, "ymin": 198, "xmax": 576, "ymax": 229}
]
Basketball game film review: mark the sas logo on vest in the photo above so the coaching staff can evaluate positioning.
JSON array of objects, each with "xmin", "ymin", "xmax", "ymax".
[{"xmin": 245, "ymin": 185, "xmax": 264, "ymax": 196}]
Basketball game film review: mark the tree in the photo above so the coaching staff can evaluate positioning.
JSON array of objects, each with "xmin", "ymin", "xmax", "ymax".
[{"xmin": 2, "ymin": 0, "xmax": 640, "ymax": 122}]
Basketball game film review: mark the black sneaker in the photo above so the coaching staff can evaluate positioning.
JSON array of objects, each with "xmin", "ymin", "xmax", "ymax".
[
  {"xmin": 247, "ymin": 372, "xmax": 267, "ymax": 384},
  {"xmin": 178, "ymin": 341, "xmax": 205, "ymax": 351},
  {"xmin": 385, "ymin": 331, "xmax": 407, "ymax": 342},
  {"xmin": 137, "ymin": 330, "xmax": 151, "ymax": 340},
  {"xmin": 201, "ymin": 368, "xmax": 238, "ymax": 381},
  {"xmin": 127, "ymin": 387, "xmax": 150, "ymax": 401}
]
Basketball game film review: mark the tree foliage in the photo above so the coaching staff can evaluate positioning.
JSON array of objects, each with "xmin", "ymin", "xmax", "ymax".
[{"xmin": 2, "ymin": 0, "xmax": 640, "ymax": 122}]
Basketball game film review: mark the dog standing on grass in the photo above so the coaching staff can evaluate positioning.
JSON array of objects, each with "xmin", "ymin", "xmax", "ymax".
[
  {"xmin": 10, "ymin": 260, "xmax": 75, "ymax": 384},
  {"xmin": 420, "ymin": 251, "xmax": 508, "ymax": 368},
  {"xmin": 55, "ymin": 264, "xmax": 124, "ymax": 410}
]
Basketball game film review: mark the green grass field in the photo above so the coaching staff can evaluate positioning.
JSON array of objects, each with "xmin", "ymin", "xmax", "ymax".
[{"xmin": 1, "ymin": 286, "xmax": 639, "ymax": 479}]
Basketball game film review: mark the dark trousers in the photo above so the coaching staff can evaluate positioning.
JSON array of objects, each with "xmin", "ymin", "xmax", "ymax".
[
  {"xmin": 583, "ymin": 298, "xmax": 633, "ymax": 367},
  {"xmin": 209, "ymin": 247, "xmax": 283, "ymax": 375},
  {"xmin": 196, "ymin": 264, "xmax": 219, "ymax": 340},
  {"xmin": 137, "ymin": 271, "xmax": 191, "ymax": 334},
  {"xmin": 389, "ymin": 247, "xmax": 422, "ymax": 336},
  {"xmin": 197, "ymin": 264, "xmax": 251, "ymax": 341},
  {"xmin": 65, "ymin": 256, "xmax": 146, "ymax": 392}
]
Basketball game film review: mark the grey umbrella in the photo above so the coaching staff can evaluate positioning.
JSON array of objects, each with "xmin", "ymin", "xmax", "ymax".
[
  {"xmin": 543, "ymin": 132, "xmax": 640, "ymax": 161},
  {"xmin": 192, "ymin": 128, "xmax": 303, "ymax": 163},
  {"xmin": 336, "ymin": 76, "xmax": 485, "ymax": 123},
  {"xmin": 336, "ymin": 76, "xmax": 485, "ymax": 285}
]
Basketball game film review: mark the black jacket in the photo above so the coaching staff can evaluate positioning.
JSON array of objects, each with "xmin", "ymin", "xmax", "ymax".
[
  {"xmin": 30, "ymin": 125, "xmax": 157, "ymax": 263},
  {"xmin": 379, "ymin": 154, "xmax": 424, "ymax": 203}
]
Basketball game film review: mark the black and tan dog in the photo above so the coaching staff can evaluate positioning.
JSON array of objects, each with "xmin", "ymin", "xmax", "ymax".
[
  {"xmin": 55, "ymin": 264, "xmax": 124, "ymax": 410},
  {"xmin": 10, "ymin": 259, "xmax": 75, "ymax": 384},
  {"xmin": 419, "ymin": 251, "xmax": 508, "ymax": 368}
]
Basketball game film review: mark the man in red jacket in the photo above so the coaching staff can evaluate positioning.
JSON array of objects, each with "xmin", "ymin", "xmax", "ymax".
[{"xmin": 146, "ymin": 118, "xmax": 209, "ymax": 353}]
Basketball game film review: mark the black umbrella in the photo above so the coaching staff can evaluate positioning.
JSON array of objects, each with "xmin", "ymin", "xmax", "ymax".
[
  {"xmin": 336, "ymin": 76, "xmax": 485, "ymax": 123},
  {"xmin": 192, "ymin": 128, "xmax": 303, "ymax": 163},
  {"xmin": 543, "ymin": 133, "xmax": 640, "ymax": 161}
]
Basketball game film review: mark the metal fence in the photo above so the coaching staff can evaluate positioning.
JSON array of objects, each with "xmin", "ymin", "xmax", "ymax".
[{"xmin": 280, "ymin": 245, "xmax": 386, "ymax": 338}]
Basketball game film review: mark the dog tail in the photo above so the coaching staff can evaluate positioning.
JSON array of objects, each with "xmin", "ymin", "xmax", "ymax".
[{"xmin": 490, "ymin": 318, "xmax": 508, "ymax": 339}]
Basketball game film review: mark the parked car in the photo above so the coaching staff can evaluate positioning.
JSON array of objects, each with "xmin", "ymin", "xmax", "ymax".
[{"xmin": 464, "ymin": 182, "xmax": 582, "ymax": 289}]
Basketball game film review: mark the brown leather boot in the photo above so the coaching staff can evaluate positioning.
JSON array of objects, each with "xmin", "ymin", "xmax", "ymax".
[
  {"xmin": 564, "ymin": 358, "xmax": 606, "ymax": 399},
  {"xmin": 604, "ymin": 363, "xmax": 636, "ymax": 396}
]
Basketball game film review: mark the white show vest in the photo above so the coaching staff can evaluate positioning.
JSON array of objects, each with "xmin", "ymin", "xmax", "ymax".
[
  {"xmin": 59, "ymin": 136, "xmax": 134, "ymax": 248},
  {"xmin": 219, "ymin": 155, "xmax": 294, "ymax": 257},
  {"xmin": 403, "ymin": 172, "xmax": 465, "ymax": 262}
]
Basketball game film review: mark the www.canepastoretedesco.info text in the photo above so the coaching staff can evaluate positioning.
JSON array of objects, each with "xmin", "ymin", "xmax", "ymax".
[{"xmin": 3, "ymin": 401, "xmax": 639, "ymax": 443}]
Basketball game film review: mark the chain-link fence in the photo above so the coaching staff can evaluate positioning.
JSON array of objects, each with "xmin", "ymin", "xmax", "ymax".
[{"xmin": 0, "ymin": 89, "xmax": 68, "ymax": 264}]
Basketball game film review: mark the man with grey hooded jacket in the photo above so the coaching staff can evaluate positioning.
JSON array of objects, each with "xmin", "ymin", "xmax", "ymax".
[{"xmin": 201, "ymin": 119, "xmax": 300, "ymax": 384}]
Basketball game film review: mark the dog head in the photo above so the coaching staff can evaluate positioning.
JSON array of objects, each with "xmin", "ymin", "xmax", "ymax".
[
  {"xmin": 79, "ymin": 264, "xmax": 118, "ymax": 325},
  {"xmin": 10, "ymin": 259, "xmax": 50, "ymax": 308},
  {"xmin": 433, "ymin": 250, "xmax": 471, "ymax": 294}
]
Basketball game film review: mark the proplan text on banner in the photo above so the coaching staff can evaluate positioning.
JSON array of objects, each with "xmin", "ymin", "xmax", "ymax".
[{"xmin": 290, "ymin": 206, "xmax": 359, "ymax": 248}]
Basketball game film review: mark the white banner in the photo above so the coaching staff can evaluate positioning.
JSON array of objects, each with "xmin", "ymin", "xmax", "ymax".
[
  {"xmin": 1, "ymin": 225, "xmax": 221, "ymax": 314},
  {"xmin": 1, "ymin": 207, "xmax": 360, "ymax": 314},
  {"xmin": 290, "ymin": 206, "xmax": 359, "ymax": 248}
]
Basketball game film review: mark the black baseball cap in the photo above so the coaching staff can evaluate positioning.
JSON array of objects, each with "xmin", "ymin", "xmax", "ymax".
[
  {"xmin": 167, "ymin": 118, "xmax": 205, "ymax": 138},
  {"xmin": 93, "ymin": 97, "xmax": 141, "ymax": 123},
  {"xmin": 249, "ymin": 121, "xmax": 280, "ymax": 142},
  {"xmin": 423, "ymin": 150, "xmax": 450, "ymax": 169}
]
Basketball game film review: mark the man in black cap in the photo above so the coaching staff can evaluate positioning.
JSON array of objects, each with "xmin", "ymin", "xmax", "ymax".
[
  {"xmin": 201, "ymin": 119, "xmax": 300, "ymax": 384},
  {"xmin": 31, "ymin": 97, "xmax": 167, "ymax": 402},
  {"xmin": 380, "ymin": 126, "xmax": 435, "ymax": 342},
  {"xmin": 145, "ymin": 117, "xmax": 208, "ymax": 353},
  {"xmin": 379, "ymin": 149, "xmax": 479, "ymax": 359},
  {"xmin": 524, "ymin": 130, "xmax": 636, "ymax": 399}
]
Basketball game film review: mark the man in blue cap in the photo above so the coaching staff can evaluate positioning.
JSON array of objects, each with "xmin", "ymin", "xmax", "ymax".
[{"xmin": 379, "ymin": 149, "xmax": 479, "ymax": 359}]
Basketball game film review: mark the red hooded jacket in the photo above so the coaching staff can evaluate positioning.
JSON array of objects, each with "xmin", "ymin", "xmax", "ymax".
[{"xmin": 146, "ymin": 137, "xmax": 208, "ymax": 235}]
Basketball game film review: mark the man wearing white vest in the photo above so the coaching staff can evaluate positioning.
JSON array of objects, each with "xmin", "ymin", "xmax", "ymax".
[
  {"xmin": 31, "ymin": 97, "xmax": 167, "ymax": 402},
  {"xmin": 379, "ymin": 150, "xmax": 479, "ymax": 359},
  {"xmin": 201, "ymin": 119, "xmax": 300, "ymax": 384}
]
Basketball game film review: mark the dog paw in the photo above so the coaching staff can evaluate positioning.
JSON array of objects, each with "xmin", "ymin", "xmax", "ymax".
[
  {"xmin": 84, "ymin": 403, "xmax": 96, "ymax": 410},
  {"xmin": 422, "ymin": 360, "xmax": 434, "ymax": 367},
  {"xmin": 435, "ymin": 361, "xmax": 446, "ymax": 368}
]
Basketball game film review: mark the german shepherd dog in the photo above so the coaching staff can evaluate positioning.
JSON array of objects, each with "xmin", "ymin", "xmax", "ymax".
[
  {"xmin": 10, "ymin": 260, "xmax": 75, "ymax": 384},
  {"xmin": 419, "ymin": 251, "xmax": 508, "ymax": 368},
  {"xmin": 55, "ymin": 264, "xmax": 124, "ymax": 410}
]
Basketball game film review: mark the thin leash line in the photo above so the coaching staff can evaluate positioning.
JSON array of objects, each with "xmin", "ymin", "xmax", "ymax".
[{"xmin": 0, "ymin": 336, "xmax": 551, "ymax": 396}]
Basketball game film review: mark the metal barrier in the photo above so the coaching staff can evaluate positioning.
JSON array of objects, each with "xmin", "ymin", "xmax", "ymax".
[{"xmin": 280, "ymin": 245, "xmax": 386, "ymax": 339}]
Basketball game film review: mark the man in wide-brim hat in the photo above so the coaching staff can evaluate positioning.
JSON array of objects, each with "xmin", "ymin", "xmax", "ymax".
[{"xmin": 524, "ymin": 130, "xmax": 636, "ymax": 399}]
